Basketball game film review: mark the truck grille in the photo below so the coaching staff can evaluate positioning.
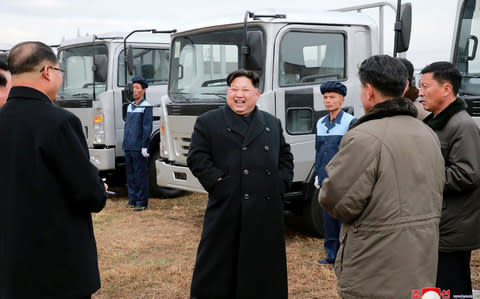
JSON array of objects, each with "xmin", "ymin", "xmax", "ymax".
[
  {"xmin": 463, "ymin": 95, "xmax": 480, "ymax": 117},
  {"xmin": 174, "ymin": 137, "xmax": 191, "ymax": 162}
]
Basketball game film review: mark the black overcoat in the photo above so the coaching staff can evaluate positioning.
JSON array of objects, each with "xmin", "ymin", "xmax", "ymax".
[
  {"xmin": 0, "ymin": 87, "xmax": 106, "ymax": 298},
  {"xmin": 187, "ymin": 105, "xmax": 294, "ymax": 299}
]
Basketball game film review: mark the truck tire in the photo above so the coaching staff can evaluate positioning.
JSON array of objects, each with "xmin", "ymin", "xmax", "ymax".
[
  {"xmin": 148, "ymin": 150, "xmax": 185, "ymax": 198},
  {"xmin": 301, "ymin": 188, "xmax": 324, "ymax": 237}
]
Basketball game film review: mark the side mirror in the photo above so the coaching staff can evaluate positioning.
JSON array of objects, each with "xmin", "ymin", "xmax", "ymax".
[
  {"xmin": 395, "ymin": 3, "xmax": 412, "ymax": 53},
  {"xmin": 245, "ymin": 31, "xmax": 265, "ymax": 70},
  {"xmin": 127, "ymin": 45, "xmax": 134, "ymax": 75},
  {"xmin": 94, "ymin": 54, "xmax": 108, "ymax": 83}
]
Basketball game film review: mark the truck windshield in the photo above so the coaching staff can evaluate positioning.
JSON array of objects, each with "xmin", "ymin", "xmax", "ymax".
[
  {"xmin": 57, "ymin": 44, "xmax": 108, "ymax": 99},
  {"xmin": 169, "ymin": 28, "xmax": 265, "ymax": 103},
  {"xmin": 454, "ymin": 0, "xmax": 480, "ymax": 95}
]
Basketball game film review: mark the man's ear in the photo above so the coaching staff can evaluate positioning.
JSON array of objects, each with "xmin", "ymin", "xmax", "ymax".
[
  {"xmin": 40, "ymin": 65, "xmax": 51, "ymax": 81},
  {"xmin": 366, "ymin": 83, "xmax": 375, "ymax": 101}
]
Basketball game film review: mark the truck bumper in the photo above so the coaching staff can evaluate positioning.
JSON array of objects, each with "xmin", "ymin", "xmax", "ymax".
[
  {"xmin": 155, "ymin": 160, "xmax": 206, "ymax": 193},
  {"xmin": 89, "ymin": 148, "xmax": 116, "ymax": 170}
]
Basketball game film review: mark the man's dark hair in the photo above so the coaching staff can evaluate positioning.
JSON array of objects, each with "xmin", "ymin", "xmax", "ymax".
[
  {"xmin": 0, "ymin": 60, "xmax": 8, "ymax": 87},
  {"xmin": 358, "ymin": 55, "xmax": 408, "ymax": 98},
  {"xmin": 226, "ymin": 69, "xmax": 259, "ymax": 88},
  {"xmin": 8, "ymin": 41, "xmax": 57, "ymax": 75},
  {"xmin": 398, "ymin": 58, "xmax": 415, "ymax": 87},
  {"xmin": 420, "ymin": 61, "xmax": 461, "ymax": 96}
]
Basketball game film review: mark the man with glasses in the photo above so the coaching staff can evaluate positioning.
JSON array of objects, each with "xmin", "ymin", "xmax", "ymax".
[
  {"xmin": 0, "ymin": 41, "xmax": 107, "ymax": 299},
  {"xmin": 187, "ymin": 69, "xmax": 293, "ymax": 299}
]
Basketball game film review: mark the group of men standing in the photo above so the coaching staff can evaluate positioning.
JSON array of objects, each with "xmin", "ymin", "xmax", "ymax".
[
  {"xmin": 0, "ymin": 41, "xmax": 153, "ymax": 298},
  {"xmin": 0, "ymin": 40, "xmax": 478, "ymax": 299},
  {"xmin": 187, "ymin": 56, "xmax": 480, "ymax": 299}
]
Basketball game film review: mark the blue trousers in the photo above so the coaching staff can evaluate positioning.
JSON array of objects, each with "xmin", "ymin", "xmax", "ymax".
[
  {"xmin": 125, "ymin": 151, "xmax": 149, "ymax": 207},
  {"xmin": 323, "ymin": 210, "xmax": 341, "ymax": 263}
]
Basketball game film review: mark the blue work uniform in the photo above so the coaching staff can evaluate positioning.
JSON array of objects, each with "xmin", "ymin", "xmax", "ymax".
[
  {"xmin": 315, "ymin": 109, "xmax": 356, "ymax": 263},
  {"xmin": 123, "ymin": 99, "xmax": 153, "ymax": 207}
]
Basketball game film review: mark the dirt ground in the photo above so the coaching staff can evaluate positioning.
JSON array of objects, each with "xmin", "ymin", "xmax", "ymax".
[{"xmin": 91, "ymin": 188, "xmax": 480, "ymax": 299}]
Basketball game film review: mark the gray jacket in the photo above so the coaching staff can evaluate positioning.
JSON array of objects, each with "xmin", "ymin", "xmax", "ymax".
[
  {"xmin": 319, "ymin": 98, "xmax": 445, "ymax": 299},
  {"xmin": 424, "ymin": 97, "xmax": 480, "ymax": 252}
]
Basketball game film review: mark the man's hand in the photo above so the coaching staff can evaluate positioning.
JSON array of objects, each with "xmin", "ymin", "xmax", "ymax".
[{"xmin": 141, "ymin": 148, "xmax": 150, "ymax": 158}]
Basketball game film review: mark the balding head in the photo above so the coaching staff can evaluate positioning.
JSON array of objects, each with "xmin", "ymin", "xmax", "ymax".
[
  {"xmin": 8, "ymin": 41, "xmax": 57, "ymax": 75},
  {"xmin": 8, "ymin": 41, "xmax": 62, "ymax": 101}
]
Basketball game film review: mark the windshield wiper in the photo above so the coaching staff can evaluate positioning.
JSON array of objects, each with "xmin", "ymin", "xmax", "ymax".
[
  {"xmin": 461, "ymin": 73, "xmax": 480, "ymax": 78},
  {"xmin": 202, "ymin": 93, "xmax": 226, "ymax": 100},
  {"xmin": 72, "ymin": 93, "xmax": 91, "ymax": 98}
]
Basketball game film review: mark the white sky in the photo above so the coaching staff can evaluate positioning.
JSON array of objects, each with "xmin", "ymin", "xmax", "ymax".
[{"xmin": 0, "ymin": 0, "xmax": 458, "ymax": 69}]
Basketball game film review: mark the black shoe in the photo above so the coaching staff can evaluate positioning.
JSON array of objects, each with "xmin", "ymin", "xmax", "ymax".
[
  {"xmin": 125, "ymin": 203, "xmax": 135, "ymax": 208},
  {"xmin": 133, "ymin": 206, "xmax": 147, "ymax": 211}
]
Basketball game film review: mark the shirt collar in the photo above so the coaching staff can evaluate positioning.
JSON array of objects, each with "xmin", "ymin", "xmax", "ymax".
[{"xmin": 321, "ymin": 109, "xmax": 344, "ymax": 125}]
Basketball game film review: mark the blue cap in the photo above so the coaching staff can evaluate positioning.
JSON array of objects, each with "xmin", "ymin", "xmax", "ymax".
[
  {"xmin": 320, "ymin": 81, "xmax": 347, "ymax": 96},
  {"xmin": 132, "ymin": 76, "xmax": 148, "ymax": 89}
]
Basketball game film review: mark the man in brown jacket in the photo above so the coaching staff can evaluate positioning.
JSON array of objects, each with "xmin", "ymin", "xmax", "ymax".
[
  {"xmin": 421, "ymin": 61, "xmax": 480, "ymax": 298},
  {"xmin": 319, "ymin": 55, "xmax": 445, "ymax": 299}
]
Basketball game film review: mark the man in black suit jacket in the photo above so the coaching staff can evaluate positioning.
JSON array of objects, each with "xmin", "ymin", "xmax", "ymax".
[
  {"xmin": 0, "ymin": 41, "xmax": 107, "ymax": 299},
  {"xmin": 187, "ymin": 70, "xmax": 294, "ymax": 299}
]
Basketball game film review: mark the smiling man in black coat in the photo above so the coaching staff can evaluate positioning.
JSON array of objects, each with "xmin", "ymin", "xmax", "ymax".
[
  {"xmin": 187, "ymin": 70, "xmax": 294, "ymax": 299},
  {"xmin": 0, "ymin": 42, "xmax": 107, "ymax": 299}
]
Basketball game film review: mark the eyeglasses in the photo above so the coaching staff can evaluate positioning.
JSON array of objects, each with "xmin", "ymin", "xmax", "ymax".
[{"xmin": 39, "ymin": 65, "xmax": 65, "ymax": 75}]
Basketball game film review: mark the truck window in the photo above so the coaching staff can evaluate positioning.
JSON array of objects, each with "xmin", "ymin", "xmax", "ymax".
[
  {"xmin": 279, "ymin": 31, "xmax": 345, "ymax": 86},
  {"xmin": 118, "ymin": 48, "xmax": 169, "ymax": 86},
  {"xmin": 454, "ymin": 0, "xmax": 480, "ymax": 95},
  {"xmin": 169, "ymin": 28, "xmax": 265, "ymax": 103},
  {"xmin": 58, "ymin": 45, "xmax": 108, "ymax": 98}
]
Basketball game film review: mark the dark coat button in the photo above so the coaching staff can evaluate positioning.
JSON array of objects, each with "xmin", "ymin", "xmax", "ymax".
[
  {"xmin": 227, "ymin": 127, "xmax": 232, "ymax": 132},
  {"xmin": 264, "ymin": 145, "xmax": 270, "ymax": 151},
  {"xmin": 242, "ymin": 146, "xmax": 247, "ymax": 151},
  {"xmin": 243, "ymin": 169, "xmax": 249, "ymax": 175},
  {"xmin": 244, "ymin": 193, "xmax": 249, "ymax": 200},
  {"xmin": 265, "ymin": 169, "xmax": 272, "ymax": 176},
  {"xmin": 265, "ymin": 127, "xmax": 271, "ymax": 132},
  {"xmin": 265, "ymin": 195, "xmax": 271, "ymax": 200}
]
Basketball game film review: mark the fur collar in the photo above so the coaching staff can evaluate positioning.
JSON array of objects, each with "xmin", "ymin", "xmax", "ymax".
[
  {"xmin": 350, "ymin": 98, "xmax": 418, "ymax": 130},
  {"xmin": 423, "ymin": 97, "xmax": 467, "ymax": 130}
]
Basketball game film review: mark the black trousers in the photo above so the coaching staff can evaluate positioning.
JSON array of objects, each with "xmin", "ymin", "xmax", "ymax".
[{"xmin": 436, "ymin": 251, "xmax": 472, "ymax": 297}]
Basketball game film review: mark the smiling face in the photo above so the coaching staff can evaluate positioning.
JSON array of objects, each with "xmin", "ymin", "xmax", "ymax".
[{"xmin": 226, "ymin": 76, "xmax": 261, "ymax": 115}]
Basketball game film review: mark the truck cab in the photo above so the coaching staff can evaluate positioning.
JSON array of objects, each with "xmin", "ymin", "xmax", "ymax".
[
  {"xmin": 156, "ymin": 5, "xmax": 410, "ymax": 235},
  {"xmin": 56, "ymin": 31, "xmax": 181, "ymax": 197},
  {"xmin": 452, "ymin": 0, "xmax": 480, "ymax": 127}
]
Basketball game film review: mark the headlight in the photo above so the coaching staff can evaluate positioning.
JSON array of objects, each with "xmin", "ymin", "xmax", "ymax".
[
  {"xmin": 93, "ymin": 113, "xmax": 105, "ymax": 144},
  {"xmin": 160, "ymin": 124, "xmax": 167, "ymax": 157}
]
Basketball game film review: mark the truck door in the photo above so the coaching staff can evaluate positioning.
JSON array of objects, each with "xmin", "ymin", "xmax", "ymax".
[
  {"xmin": 114, "ymin": 46, "xmax": 170, "ymax": 156},
  {"xmin": 273, "ymin": 26, "xmax": 349, "ymax": 183}
]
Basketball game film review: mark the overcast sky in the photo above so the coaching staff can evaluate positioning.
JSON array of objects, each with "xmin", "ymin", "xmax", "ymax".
[{"xmin": 0, "ymin": 0, "xmax": 458, "ymax": 68}]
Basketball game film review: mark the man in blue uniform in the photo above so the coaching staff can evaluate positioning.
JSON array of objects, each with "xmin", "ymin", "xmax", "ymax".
[
  {"xmin": 123, "ymin": 76, "xmax": 153, "ymax": 211},
  {"xmin": 314, "ymin": 81, "xmax": 356, "ymax": 266}
]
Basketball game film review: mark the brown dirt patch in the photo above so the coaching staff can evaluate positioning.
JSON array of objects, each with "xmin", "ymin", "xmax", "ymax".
[{"xmin": 92, "ymin": 189, "xmax": 479, "ymax": 298}]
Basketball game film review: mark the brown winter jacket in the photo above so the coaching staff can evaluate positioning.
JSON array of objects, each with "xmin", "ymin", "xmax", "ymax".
[{"xmin": 319, "ymin": 98, "xmax": 445, "ymax": 299}]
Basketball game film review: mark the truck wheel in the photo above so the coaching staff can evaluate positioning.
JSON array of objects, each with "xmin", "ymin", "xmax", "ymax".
[
  {"xmin": 301, "ymin": 188, "xmax": 324, "ymax": 237},
  {"xmin": 148, "ymin": 150, "xmax": 185, "ymax": 198}
]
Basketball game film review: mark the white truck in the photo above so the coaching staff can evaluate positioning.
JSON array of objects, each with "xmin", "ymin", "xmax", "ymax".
[
  {"xmin": 155, "ymin": 2, "xmax": 412, "ymax": 235},
  {"xmin": 56, "ymin": 30, "xmax": 184, "ymax": 197},
  {"xmin": 452, "ymin": 0, "xmax": 480, "ymax": 127}
]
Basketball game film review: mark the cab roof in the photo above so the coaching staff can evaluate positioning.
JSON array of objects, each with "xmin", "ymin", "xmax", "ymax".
[
  {"xmin": 58, "ymin": 31, "xmax": 171, "ymax": 48},
  {"xmin": 174, "ymin": 10, "xmax": 377, "ymax": 37}
]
